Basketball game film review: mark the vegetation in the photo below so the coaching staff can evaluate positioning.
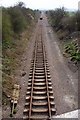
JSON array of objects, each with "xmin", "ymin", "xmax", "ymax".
[
  {"xmin": 47, "ymin": 8, "xmax": 80, "ymax": 66},
  {"xmin": 48, "ymin": 8, "xmax": 78, "ymax": 32},
  {"xmin": 2, "ymin": 3, "xmax": 36, "ymax": 76},
  {"xmin": 48, "ymin": 7, "xmax": 66, "ymax": 30},
  {"xmin": 2, "ymin": 2, "xmax": 37, "ymax": 105},
  {"xmin": 65, "ymin": 42, "xmax": 80, "ymax": 64}
]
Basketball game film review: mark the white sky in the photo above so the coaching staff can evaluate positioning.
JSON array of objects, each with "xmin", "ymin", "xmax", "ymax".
[{"xmin": 0, "ymin": 0, "xmax": 80, "ymax": 10}]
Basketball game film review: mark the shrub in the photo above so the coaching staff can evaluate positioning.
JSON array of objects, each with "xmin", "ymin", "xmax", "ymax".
[
  {"xmin": 61, "ymin": 15, "xmax": 77, "ymax": 33},
  {"xmin": 2, "ymin": 8, "xmax": 14, "ymax": 49},
  {"xmin": 8, "ymin": 7, "xmax": 27, "ymax": 33},
  {"xmin": 49, "ymin": 8, "xmax": 66, "ymax": 29}
]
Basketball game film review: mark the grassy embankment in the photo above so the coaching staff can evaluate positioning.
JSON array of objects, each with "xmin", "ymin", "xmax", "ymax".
[
  {"xmin": 47, "ymin": 8, "xmax": 80, "ymax": 67},
  {"xmin": 2, "ymin": 2, "xmax": 38, "ymax": 105}
]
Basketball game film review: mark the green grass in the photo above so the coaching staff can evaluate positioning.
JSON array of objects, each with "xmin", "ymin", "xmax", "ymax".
[{"xmin": 65, "ymin": 43, "xmax": 80, "ymax": 64}]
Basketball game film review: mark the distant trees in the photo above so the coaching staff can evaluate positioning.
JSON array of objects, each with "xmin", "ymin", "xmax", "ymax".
[
  {"xmin": 48, "ymin": 8, "xmax": 78, "ymax": 33},
  {"xmin": 49, "ymin": 7, "xmax": 66, "ymax": 29},
  {"xmin": 17, "ymin": 2, "xmax": 25, "ymax": 8},
  {"xmin": 61, "ymin": 15, "xmax": 77, "ymax": 32}
]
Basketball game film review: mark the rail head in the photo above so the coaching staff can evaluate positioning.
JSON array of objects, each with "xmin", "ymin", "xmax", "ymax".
[
  {"xmin": 42, "ymin": 42, "xmax": 52, "ymax": 118},
  {"xmin": 29, "ymin": 41, "xmax": 37, "ymax": 119}
]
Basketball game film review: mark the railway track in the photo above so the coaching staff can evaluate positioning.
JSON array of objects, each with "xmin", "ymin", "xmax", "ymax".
[{"xmin": 23, "ymin": 25, "xmax": 56, "ymax": 120}]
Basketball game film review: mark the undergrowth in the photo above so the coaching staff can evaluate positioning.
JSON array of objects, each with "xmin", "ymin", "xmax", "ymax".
[{"xmin": 2, "ymin": 2, "xmax": 38, "ymax": 106}]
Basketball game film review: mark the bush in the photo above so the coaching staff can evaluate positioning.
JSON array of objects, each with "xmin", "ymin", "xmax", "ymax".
[
  {"xmin": 65, "ymin": 43, "xmax": 80, "ymax": 64},
  {"xmin": 48, "ymin": 8, "xmax": 78, "ymax": 33},
  {"xmin": 2, "ymin": 3, "xmax": 36, "ymax": 50},
  {"xmin": 76, "ymin": 11, "xmax": 80, "ymax": 31},
  {"xmin": 8, "ymin": 7, "xmax": 27, "ymax": 33},
  {"xmin": 61, "ymin": 15, "xmax": 77, "ymax": 33},
  {"xmin": 2, "ymin": 8, "xmax": 14, "ymax": 49},
  {"xmin": 49, "ymin": 8, "xmax": 66, "ymax": 29}
]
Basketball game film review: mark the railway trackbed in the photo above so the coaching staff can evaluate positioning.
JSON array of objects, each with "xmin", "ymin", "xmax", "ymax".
[{"xmin": 23, "ymin": 26, "xmax": 56, "ymax": 120}]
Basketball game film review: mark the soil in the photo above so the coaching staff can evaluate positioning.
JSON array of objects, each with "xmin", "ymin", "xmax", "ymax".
[{"xmin": 2, "ymin": 13, "xmax": 78, "ymax": 118}]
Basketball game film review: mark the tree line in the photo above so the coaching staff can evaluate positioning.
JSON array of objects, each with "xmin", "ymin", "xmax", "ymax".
[{"xmin": 47, "ymin": 8, "xmax": 80, "ymax": 65}]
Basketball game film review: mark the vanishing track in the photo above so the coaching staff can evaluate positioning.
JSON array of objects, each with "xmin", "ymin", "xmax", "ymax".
[{"xmin": 23, "ymin": 25, "xmax": 56, "ymax": 120}]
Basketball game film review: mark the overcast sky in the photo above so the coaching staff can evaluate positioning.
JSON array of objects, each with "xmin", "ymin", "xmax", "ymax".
[{"xmin": 0, "ymin": 0, "xmax": 80, "ymax": 10}]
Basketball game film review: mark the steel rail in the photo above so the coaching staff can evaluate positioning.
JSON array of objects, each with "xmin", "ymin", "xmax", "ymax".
[
  {"xmin": 29, "ymin": 40, "xmax": 37, "ymax": 120},
  {"xmin": 23, "ymin": 26, "xmax": 56, "ymax": 120},
  {"xmin": 41, "ymin": 28, "xmax": 51, "ymax": 118}
]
